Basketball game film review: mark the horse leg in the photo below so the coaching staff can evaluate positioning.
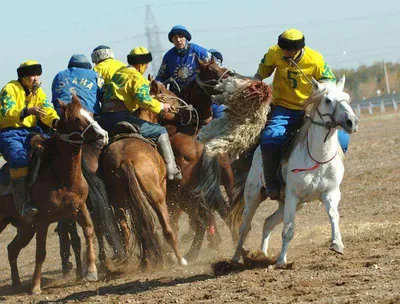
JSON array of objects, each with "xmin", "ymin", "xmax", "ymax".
[
  {"xmin": 184, "ymin": 209, "xmax": 207, "ymax": 262},
  {"xmin": 56, "ymin": 220, "xmax": 73, "ymax": 276},
  {"xmin": 206, "ymin": 212, "xmax": 222, "ymax": 249},
  {"xmin": 322, "ymin": 190, "xmax": 344, "ymax": 254},
  {"xmin": 115, "ymin": 207, "xmax": 130, "ymax": 255},
  {"xmin": 232, "ymin": 187, "xmax": 262, "ymax": 263},
  {"xmin": 94, "ymin": 227, "xmax": 107, "ymax": 273},
  {"xmin": 148, "ymin": 190, "xmax": 187, "ymax": 266},
  {"xmin": 68, "ymin": 221, "xmax": 83, "ymax": 279},
  {"xmin": 76, "ymin": 204, "xmax": 98, "ymax": 282},
  {"xmin": 31, "ymin": 224, "xmax": 49, "ymax": 294},
  {"xmin": 276, "ymin": 192, "xmax": 300, "ymax": 268},
  {"xmin": 261, "ymin": 201, "xmax": 304, "ymax": 257},
  {"xmin": 8, "ymin": 226, "xmax": 35, "ymax": 289}
]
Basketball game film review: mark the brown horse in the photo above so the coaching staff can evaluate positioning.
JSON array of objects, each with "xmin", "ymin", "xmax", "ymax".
[
  {"xmin": 100, "ymin": 98, "xmax": 187, "ymax": 269},
  {"xmin": 150, "ymin": 60, "xmax": 237, "ymax": 261},
  {"xmin": 0, "ymin": 96, "xmax": 109, "ymax": 294}
]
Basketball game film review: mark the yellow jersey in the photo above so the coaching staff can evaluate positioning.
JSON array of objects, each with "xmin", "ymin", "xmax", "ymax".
[
  {"xmin": 0, "ymin": 80, "xmax": 59, "ymax": 129},
  {"xmin": 257, "ymin": 45, "xmax": 336, "ymax": 110},
  {"xmin": 104, "ymin": 66, "xmax": 163, "ymax": 114},
  {"xmin": 94, "ymin": 58, "xmax": 126, "ymax": 85}
]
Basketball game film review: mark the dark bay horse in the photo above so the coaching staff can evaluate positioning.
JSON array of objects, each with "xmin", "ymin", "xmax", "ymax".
[
  {"xmin": 150, "ymin": 60, "xmax": 238, "ymax": 261},
  {"xmin": 100, "ymin": 97, "xmax": 187, "ymax": 269},
  {"xmin": 0, "ymin": 96, "xmax": 109, "ymax": 294}
]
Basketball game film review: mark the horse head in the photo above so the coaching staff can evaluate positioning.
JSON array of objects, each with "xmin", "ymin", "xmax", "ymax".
[
  {"xmin": 57, "ymin": 95, "xmax": 109, "ymax": 149},
  {"xmin": 192, "ymin": 58, "xmax": 234, "ymax": 122},
  {"xmin": 150, "ymin": 80, "xmax": 181, "ymax": 121},
  {"xmin": 308, "ymin": 76, "xmax": 359, "ymax": 134}
]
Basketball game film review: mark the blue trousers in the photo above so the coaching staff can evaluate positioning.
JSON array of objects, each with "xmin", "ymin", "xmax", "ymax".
[
  {"xmin": 212, "ymin": 103, "xmax": 226, "ymax": 119},
  {"xmin": 260, "ymin": 106, "xmax": 350, "ymax": 152},
  {"xmin": 99, "ymin": 111, "xmax": 167, "ymax": 141},
  {"xmin": 0, "ymin": 126, "xmax": 43, "ymax": 169}
]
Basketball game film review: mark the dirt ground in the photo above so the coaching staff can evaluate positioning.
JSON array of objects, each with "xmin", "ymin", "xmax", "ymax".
[{"xmin": 0, "ymin": 111, "xmax": 399, "ymax": 304}]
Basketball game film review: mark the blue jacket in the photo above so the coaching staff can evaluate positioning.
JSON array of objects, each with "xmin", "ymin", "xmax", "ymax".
[
  {"xmin": 156, "ymin": 43, "xmax": 212, "ymax": 89},
  {"xmin": 51, "ymin": 67, "xmax": 103, "ymax": 115}
]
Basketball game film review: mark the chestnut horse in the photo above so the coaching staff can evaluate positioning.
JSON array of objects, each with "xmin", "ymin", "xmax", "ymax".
[
  {"xmin": 0, "ymin": 96, "xmax": 109, "ymax": 294},
  {"xmin": 150, "ymin": 60, "xmax": 237, "ymax": 261},
  {"xmin": 100, "ymin": 99, "xmax": 187, "ymax": 269}
]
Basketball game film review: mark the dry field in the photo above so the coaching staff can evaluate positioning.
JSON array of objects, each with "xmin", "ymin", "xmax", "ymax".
[{"xmin": 0, "ymin": 111, "xmax": 399, "ymax": 303}]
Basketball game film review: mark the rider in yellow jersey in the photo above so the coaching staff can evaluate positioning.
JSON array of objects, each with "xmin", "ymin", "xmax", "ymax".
[
  {"xmin": 255, "ymin": 29, "xmax": 338, "ymax": 199},
  {"xmin": 100, "ymin": 46, "xmax": 182, "ymax": 181},
  {"xmin": 91, "ymin": 45, "xmax": 126, "ymax": 85},
  {"xmin": 0, "ymin": 60, "xmax": 59, "ymax": 220}
]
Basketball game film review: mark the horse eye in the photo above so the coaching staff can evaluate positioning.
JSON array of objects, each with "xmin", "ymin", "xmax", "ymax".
[{"xmin": 325, "ymin": 98, "xmax": 332, "ymax": 104}]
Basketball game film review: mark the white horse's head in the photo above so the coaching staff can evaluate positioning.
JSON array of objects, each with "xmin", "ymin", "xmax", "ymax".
[{"xmin": 311, "ymin": 76, "xmax": 359, "ymax": 134}]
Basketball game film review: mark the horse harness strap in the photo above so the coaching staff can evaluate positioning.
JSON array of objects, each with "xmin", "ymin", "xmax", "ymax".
[
  {"xmin": 291, "ymin": 128, "xmax": 338, "ymax": 174},
  {"xmin": 58, "ymin": 119, "xmax": 98, "ymax": 146}
]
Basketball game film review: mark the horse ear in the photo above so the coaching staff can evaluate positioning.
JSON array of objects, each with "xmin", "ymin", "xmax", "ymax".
[
  {"xmin": 150, "ymin": 80, "xmax": 160, "ymax": 94},
  {"xmin": 148, "ymin": 74, "xmax": 154, "ymax": 82},
  {"xmin": 311, "ymin": 77, "xmax": 320, "ymax": 92},
  {"xmin": 71, "ymin": 94, "xmax": 80, "ymax": 105},
  {"xmin": 336, "ymin": 75, "xmax": 346, "ymax": 91}
]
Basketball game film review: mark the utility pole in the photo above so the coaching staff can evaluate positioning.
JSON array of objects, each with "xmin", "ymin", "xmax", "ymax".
[
  {"xmin": 383, "ymin": 60, "xmax": 391, "ymax": 95},
  {"xmin": 145, "ymin": 5, "xmax": 164, "ymax": 77}
]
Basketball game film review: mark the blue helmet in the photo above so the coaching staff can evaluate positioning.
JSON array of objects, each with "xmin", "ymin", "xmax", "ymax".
[
  {"xmin": 168, "ymin": 25, "xmax": 192, "ymax": 43},
  {"xmin": 208, "ymin": 49, "xmax": 223, "ymax": 63}
]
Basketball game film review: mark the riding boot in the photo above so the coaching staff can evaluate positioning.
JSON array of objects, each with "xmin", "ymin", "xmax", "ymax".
[
  {"xmin": 11, "ymin": 176, "xmax": 39, "ymax": 221},
  {"xmin": 261, "ymin": 147, "xmax": 281, "ymax": 200},
  {"xmin": 157, "ymin": 133, "xmax": 182, "ymax": 181}
]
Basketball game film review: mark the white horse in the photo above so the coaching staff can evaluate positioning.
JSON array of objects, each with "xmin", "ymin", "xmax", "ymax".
[{"xmin": 232, "ymin": 76, "xmax": 359, "ymax": 267}]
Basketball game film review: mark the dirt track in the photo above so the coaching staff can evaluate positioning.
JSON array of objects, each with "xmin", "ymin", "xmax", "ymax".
[{"xmin": 0, "ymin": 111, "xmax": 399, "ymax": 303}]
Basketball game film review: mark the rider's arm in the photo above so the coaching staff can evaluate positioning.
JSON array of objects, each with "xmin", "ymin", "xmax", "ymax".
[
  {"xmin": 35, "ymin": 88, "xmax": 60, "ymax": 128},
  {"xmin": 314, "ymin": 53, "xmax": 336, "ymax": 83},
  {"xmin": 0, "ymin": 83, "xmax": 25, "ymax": 126},
  {"xmin": 132, "ymin": 77, "xmax": 163, "ymax": 114},
  {"xmin": 155, "ymin": 56, "xmax": 169, "ymax": 83},
  {"xmin": 256, "ymin": 50, "xmax": 276, "ymax": 81}
]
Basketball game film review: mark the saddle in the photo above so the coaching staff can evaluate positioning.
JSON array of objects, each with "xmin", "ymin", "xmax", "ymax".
[
  {"xmin": 107, "ymin": 121, "xmax": 157, "ymax": 148},
  {"xmin": 0, "ymin": 134, "xmax": 46, "ymax": 196}
]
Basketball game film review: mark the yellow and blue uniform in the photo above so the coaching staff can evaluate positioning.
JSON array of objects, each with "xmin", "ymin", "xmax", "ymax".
[
  {"xmin": 0, "ymin": 77, "xmax": 59, "ymax": 178},
  {"xmin": 100, "ymin": 49, "xmax": 167, "ymax": 140},
  {"xmin": 94, "ymin": 58, "xmax": 126, "ymax": 85}
]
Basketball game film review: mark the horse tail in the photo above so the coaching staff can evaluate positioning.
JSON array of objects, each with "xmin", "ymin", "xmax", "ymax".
[
  {"xmin": 122, "ymin": 162, "xmax": 163, "ymax": 267},
  {"xmin": 224, "ymin": 171, "xmax": 248, "ymax": 241},
  {"xmin": 195, "ymin": 152, "xmax": 227, "ymax": 216},
  {"xmin": 81, "ymin": 160, "xmax": 125, "ymax": 260}
]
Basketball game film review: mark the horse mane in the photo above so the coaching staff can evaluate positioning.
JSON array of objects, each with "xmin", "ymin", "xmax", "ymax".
[{"xmin": 283, "ymin": 82, "xmax": 344, "ymax": 161}]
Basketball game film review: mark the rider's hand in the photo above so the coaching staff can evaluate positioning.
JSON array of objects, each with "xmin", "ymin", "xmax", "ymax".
[
  {"xmin": 27, "ymin": 106, "xmax": 46, "ymax": 118},
  {"xmin": 162, "ymin": 103, "xmax": 173, "ymax": 112}
]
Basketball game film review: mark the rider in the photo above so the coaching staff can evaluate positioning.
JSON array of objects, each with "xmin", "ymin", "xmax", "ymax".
[
  {"xmin": 0, "ymin": 60, "xmax": 59, "ymax": 220},
  {"xmin": 52, "ymin": 54, "xmax": 103, "ymax": 117},
  {"xmin": 101, "ymin": 46, "xmax": 182, "ymax": 181},
  {"xmin": 156, "ymin": 26, "xmax": 211, "ymax": 93},
  {"xmin": 254, "ymin": 28, "xmax": 349, "ymax": 199},
  {"xmin": 208, "ymin": 48, "xmax": 223, "ymax": 65},
  {"xmin": 208, "ymin": 48, "xmax": 226, "ymax": 119},
  {"xmin": 91, "ymin": 45, "xmax": 126, "ymax": 85}
]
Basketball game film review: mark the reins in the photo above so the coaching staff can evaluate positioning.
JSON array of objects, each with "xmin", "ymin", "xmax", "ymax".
[{"xmin": 57, "ymin": 119, "xmax": 98, "ymax": 146}]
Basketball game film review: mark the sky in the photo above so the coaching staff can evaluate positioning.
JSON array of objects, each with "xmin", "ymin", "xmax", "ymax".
[{"xmin": 1, "ymin": 0, "xmax": 399, "ymax": 95}]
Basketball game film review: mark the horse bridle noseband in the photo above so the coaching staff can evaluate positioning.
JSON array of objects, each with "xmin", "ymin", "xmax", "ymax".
[
  {"xmin": 57, "ymin": 119, "xmax": 98, "ymax": 146},
  {"xmin": 306, "ymin": 98, "xmax": 350, "ymax": 142}
]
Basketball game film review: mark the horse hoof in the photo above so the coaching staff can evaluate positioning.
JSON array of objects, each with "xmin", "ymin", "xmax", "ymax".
[
  {"xmin": 330, "ymin": 243, "xmax": 344, "ymax": 255},
  {"xmin": 275, "ymin": 262, "xmax": 294, "ymax": 270},
  {"xmin": 180, "ymin": 258, "xmax": 188, "ymax": 266},
  {"xmin": 31, "ymin": 286, "xmax": 42, "ymax": 295},
  {"xmin": 85, "ymin": 272, "xmax": 98, "ymax": 282},
  {"xmin": 231, "ymin": 255, "xmax": 240, "ymax": 264}
]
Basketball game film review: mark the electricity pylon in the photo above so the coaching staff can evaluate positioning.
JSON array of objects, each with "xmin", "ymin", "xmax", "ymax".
[{"xmin": 145, "ymin": 5, "xmax": 164, "ymax": 77}]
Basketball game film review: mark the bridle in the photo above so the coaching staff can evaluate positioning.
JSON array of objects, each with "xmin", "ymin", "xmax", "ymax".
[
  {"xmin": 195, "ymin": 68, "xmax": 235, "ymax": 97},
  {"xmin": 306, "ymin": 98, "xmax": 351, "ymax": 142},
  {"xmin": 57, "ymin": 119, "xmax": 98, "ymax": 147}
]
